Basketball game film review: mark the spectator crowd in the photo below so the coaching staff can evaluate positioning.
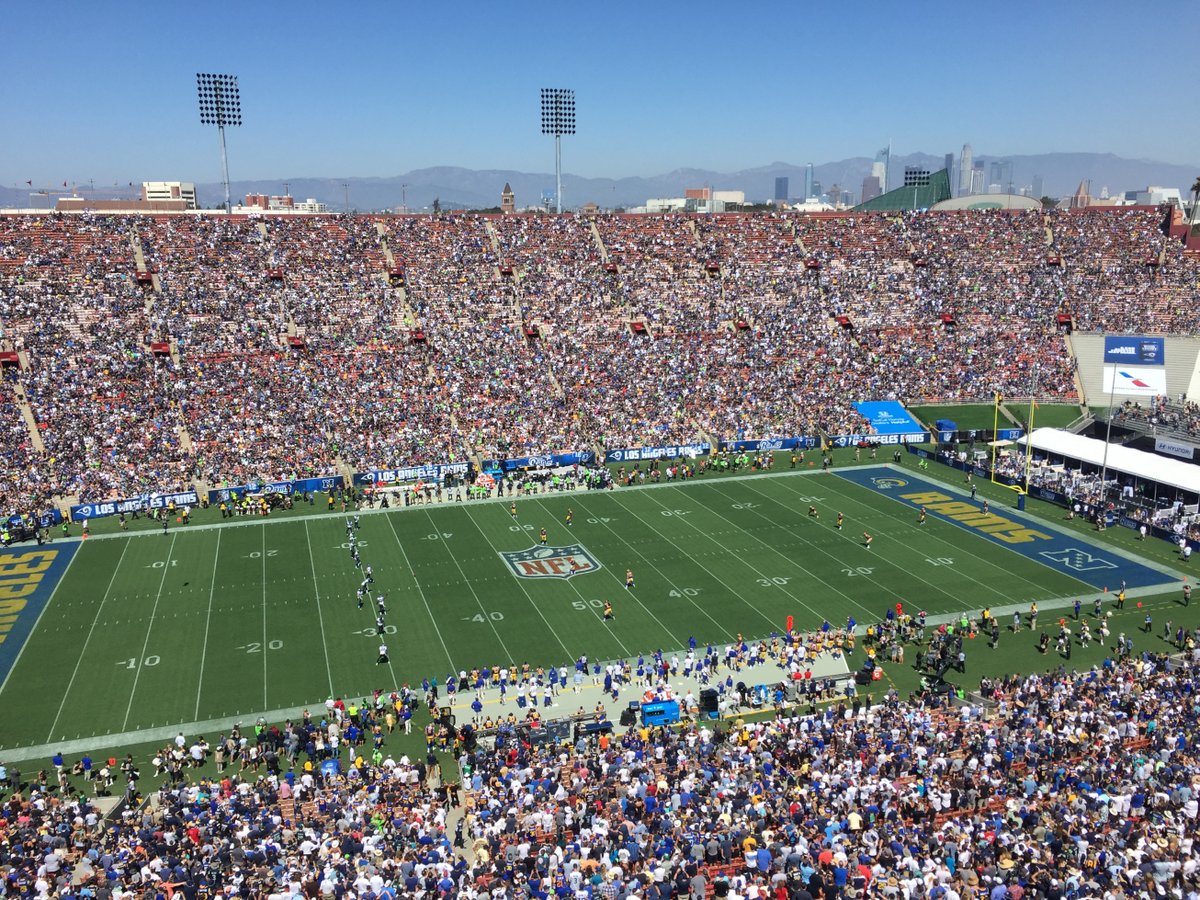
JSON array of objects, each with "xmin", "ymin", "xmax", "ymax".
[
  {"xmin": 1, "ymin": 207, "xmax": 1195, "ymax": 521},
  {"xmin": 3, "ymin": 631, "xmax": 1200, "ymax": 899}
]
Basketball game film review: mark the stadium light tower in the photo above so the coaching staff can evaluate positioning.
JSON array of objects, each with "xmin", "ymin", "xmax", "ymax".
[
  {"xmin": 196, "ymin": 73, "xmax": 242, "ymax": 213},
  {"xmin": 540, "ymin": 88, "xmax": 575, "ymax": 214}
]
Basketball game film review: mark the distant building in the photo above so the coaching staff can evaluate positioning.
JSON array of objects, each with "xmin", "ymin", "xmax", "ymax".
[
  {"xmin": 869, "ymin": 160, "xmax": 887, "ymax": 190},
  {"xmin": 143, "ymin": 181, "xmax": 197, "ymax": 209},
  {"xmin": 989, "ymin": 161, "xmax": 1013, "ymax": 193},
  {"xmin": 644, "ymin": 188, "xmax": 743, "ymax": 214},
  {"xmin": 774, "ymin": 177, "xmax": 788, "ymax": 202},
  {"xmin": 1133, "ymin": 185, "xmax": 1183, "ymax": 206},
  {"xmin": 1032, "ymin": 175, "xmax": 1044, "ymax": 199},
  {"xmin": 501, "ymin": 182, "xmax": 515, "ymax": 214},
  {"xmin": 860, "ymin": 175, "xmax": 883, "ymax": 204},
  {"xmin": 237, "ymin": 194, "xmax": 328, "ymax": 214},
  {"xmin": 804, "ymin": 165, "xmax": 814, "ymax": 201},
  {"xmin": 944, "ymin": 153, "xmax": 954, "ymax": 188},
  {"xmin": 56, "ymin": 180, "xmax": 196, "ymax": 212},
  {"xmin": 644, "ymin": 197, "xmax": 688, "ymax": 213},
  {"xmin": 1068, "ymin": 180, "xmax": 1092, "ymax": 209},
  {"xmin": 970, "ymin": 163, "xmax": 985, "ymax": 194},
  {"xmin": 875, "ymin": 148, "xmax": 890, "ymax": 192},
  {"xmin": 293, "ymin": 198, "xmax": 329, "ymax": 213},
  {"xmin": 959, "ymin": 144, "xmax": 973, "ymax": 196}
]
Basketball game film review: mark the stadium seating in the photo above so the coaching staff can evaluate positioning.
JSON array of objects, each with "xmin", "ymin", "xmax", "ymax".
[{"xmin": 1, "ymin": 207, "xmax": 1197, "ymax": 512}]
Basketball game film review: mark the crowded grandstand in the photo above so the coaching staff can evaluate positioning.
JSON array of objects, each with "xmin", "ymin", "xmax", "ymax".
[
  {"xmin": 3, "ymin": 204, "xmax": 1200, "ymax": 900},
  {"xmin": 1, "ymin": 205, "xmax": 1196, "ymax": 517}
]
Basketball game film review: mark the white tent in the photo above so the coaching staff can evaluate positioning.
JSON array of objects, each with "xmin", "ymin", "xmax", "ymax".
[{"xmin": 1018, "ymin": 428, "xmax": 1200, "ymax": 494}]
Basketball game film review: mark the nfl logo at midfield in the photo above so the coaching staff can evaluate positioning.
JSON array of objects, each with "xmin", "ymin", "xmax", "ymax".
[{"xmin": 500, "ymin": 543, "xmax": 601, "ymax": 580}]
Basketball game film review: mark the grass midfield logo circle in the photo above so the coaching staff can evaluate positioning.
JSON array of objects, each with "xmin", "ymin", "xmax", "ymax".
[{"xmin": 500, "ymin": 543, "xmax": 601, "ymax": 580}]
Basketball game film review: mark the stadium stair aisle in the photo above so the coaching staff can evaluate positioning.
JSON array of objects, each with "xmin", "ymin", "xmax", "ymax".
[
  {"xmin": 589, "ymin": 219, "xmax": 609, "ymax": 262},
  {"xmin": 12, "ymin": 380, "xmax": 45, "ymax": 454}
]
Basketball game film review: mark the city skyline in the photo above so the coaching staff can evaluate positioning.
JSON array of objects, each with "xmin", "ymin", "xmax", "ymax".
[{"xmin": 2, "ymin": 0, "xmax": 1196, "ymax": 188}]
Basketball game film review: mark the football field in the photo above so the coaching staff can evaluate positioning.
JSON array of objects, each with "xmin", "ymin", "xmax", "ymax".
[{"xmin": 0, "ymin": 465, "xmax": 1179, "ymax": 755}]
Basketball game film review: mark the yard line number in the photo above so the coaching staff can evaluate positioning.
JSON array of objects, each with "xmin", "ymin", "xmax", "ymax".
[
  {"xmin": 117, "ymin": 656, "xmax": 160, "ymax": 669},
  {"xmin": 236, "ymin": 641, "xmax": 283, "ymax": 652}
]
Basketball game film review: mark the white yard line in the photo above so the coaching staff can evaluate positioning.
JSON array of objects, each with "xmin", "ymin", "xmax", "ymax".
[
  {"xmin": 519, "ymin": 499, "xmax": 645, "ymax": 656},
  {"xmin": 43, "ymin": 541, "xmax": 129, "ymax": 742},
  {"xmin": 644, "ymin": 487, "xmax": 871, "ymax": 621},
  {"xmin": 767, "ymin": 475, "xmax": 1046, "ymax": 602},
  {"xmin": 381, "ymin": 511, "xmax": 457, "ymax": 673},
  {"xmin": 303, "ymin": 521, "xmax": 336, "ymax": 697},
  {"xmin": 453, "ymin": 507, "xmax": 561, "ymax": 662},
  {"xmin": 548, "ymin": 495, "xmax": 735, "ymax": 643},
  {"xmin": 121, "ymin": 534, "xmax": 175, "ymax": 732},
  {"xmin": 193, "ymin": 529, "xmax": 221, "ymax": 719},
  {"xmin": 261, "ymin": 527, "xmax": 269, "ymax": 709}
]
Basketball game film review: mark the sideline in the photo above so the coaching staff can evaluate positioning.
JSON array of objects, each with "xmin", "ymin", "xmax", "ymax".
[{"xmin": 60, "ymin": 467, "xmax": 807, "ymax": 544}]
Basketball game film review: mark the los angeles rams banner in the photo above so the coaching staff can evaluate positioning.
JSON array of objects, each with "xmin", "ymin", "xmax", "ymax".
[
  {"xmin": 352, "ymin": 464, "xmax": 469, "ymax": 487},
  {"xmin": 718, "ymin": 437, "xmax": 819, "ymax": 453},
  {"xmin": 829, "ymin": 432, "xmax": 929, "ymax": 448},
  {"xmin": 71, "ymin": 489, "xmax": 200, "ymax": 521},
  {"xmin": 485, "ymin": 451, "xmax": 596, "ymax": 472},
  {"xmin": 1103, "ymin": 336, "xmax": 1165, "ymax": 366},
  {"xmin": 7, "ymin": 510, "xmax": 62, "ymax": 530},
  {"xmin": 936, "ymin": 428, "xmax": 1024, "ymax": 443},
  {"xmin": 207, "ymin": 475, "xmax": 345, "ymax": 504},
  {"xmin": 603, "ymin": 443, "xmax": 710, "ymax": 464}
]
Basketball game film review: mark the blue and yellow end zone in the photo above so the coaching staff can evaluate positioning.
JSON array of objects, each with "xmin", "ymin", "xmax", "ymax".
[
  {"xmin": 0, "ymin": 544, "xmax": 78, "ymax": 683},
  {"xmin": 837, "ymin": 468, "xmax": 1170, "ymax": 591}
]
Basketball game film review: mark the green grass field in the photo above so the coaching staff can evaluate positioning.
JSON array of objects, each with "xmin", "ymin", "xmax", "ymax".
[
  {"xmin": 1005, "ymin": 403, "xmax": 1082, "ymax": 429},
  {"xmin": 0, "ymin": 461, "xmax": 1187, "ymax": 760},
  {"xmin": 908, "ymin": 404, "xmax": 1002, "ymax": 431},
  {"xmin": 910, "ymin": 402, "xmax": 1082, "ymax": 432}
]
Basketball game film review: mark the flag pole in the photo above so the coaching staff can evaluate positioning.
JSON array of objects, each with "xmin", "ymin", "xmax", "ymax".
[
  {"xmin": 1024, "ymin": 364, "xmax": 1039, "ymax": 487},
  {"xmin": 990, "ymin": 391, "xmax": 1001, "ymax": 484}
]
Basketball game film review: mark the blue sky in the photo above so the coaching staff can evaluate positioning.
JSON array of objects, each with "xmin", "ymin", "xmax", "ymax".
[{"xmin": 2, "ymin": 0, "xmax": 1196, "ymax": 187}]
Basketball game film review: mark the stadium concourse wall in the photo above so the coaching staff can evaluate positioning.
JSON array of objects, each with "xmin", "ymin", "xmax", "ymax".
[
  {"xmin": 1072, "ymin": 333, "xmax": 1200, "ymax": 405},
  {"xmin": 906, "ymin": 444, "xmax": 1200, "ymax": 553}
]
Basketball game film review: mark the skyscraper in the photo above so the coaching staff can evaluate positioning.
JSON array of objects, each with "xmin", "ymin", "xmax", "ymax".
[
  {"xmin": 774, "ymin": 177, "xmax": 789, "ymax": 202},
  {"xmin": 804, "ymin": 164, "xmax": 814, "ymax": 201},
  {"xmin": 1032, "ymin": 175, "xmax": 1044, "ymax": 200},
  {"xmin": 875, "ymin": 147, "xmax": 890, "ymax": 193},
  {"xmin": 959, "ymin": 143, "xmax": 973, "ymax": 196},
  {"xmin": 989, "ymin": 161, "xmax": 1013, "ymax": 193}
]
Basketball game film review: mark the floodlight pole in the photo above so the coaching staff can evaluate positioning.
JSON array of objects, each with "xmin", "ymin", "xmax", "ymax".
[
  {"xmin": 197, "ymin": 73, "xmax": 241, "ymax": 215},
  {"xmin": 555, "ymin": 134, "xmax": 562, "ymax": 214},
  {"xmin": 218, "ymin": 123, "xmax": 232, "ymax": 214}
]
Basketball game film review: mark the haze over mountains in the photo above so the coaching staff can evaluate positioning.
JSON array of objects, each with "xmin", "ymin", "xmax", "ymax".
[{"xmin": 3, "ymin": 152, "xmax": 1195, "ymax": 211}]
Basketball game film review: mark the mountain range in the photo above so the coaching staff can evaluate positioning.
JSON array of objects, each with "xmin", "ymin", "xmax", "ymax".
[{"xmin": 4, "ymin": 152, "xmax": 1195, "ymax": 212}]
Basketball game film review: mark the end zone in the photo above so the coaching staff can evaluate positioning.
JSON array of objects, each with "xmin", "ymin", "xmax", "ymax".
[
  {"xmin": 836, "ymin": 467, "xmax": 1172, "ymax": 591},
  {"xmin": 0, "ymin": 545, "xmax": 79, "ymax": 685}
]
